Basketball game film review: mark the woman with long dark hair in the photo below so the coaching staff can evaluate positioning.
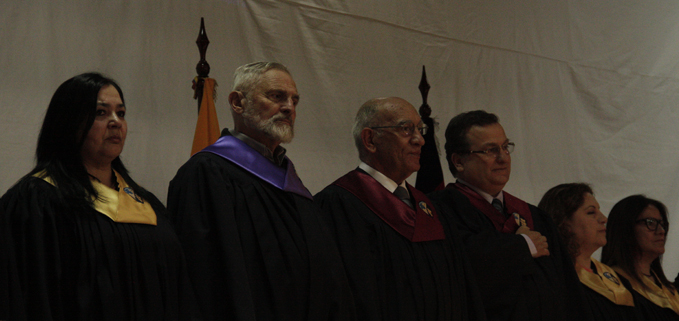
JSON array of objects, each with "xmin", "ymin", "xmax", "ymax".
[
  {"xmin": 0, "ymin": 73, "xmax": 196, "ymax": 320},
  {"xmin": 602, "ymin": 194, "xmax": 679, "ymax": 320},
  {"xmin": 539, "ymin": 183, "xmax": 641, "ymax": 320}
]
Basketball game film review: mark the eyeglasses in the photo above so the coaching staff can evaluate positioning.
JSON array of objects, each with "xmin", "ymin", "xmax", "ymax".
[
  {"xmin": 370, "ymin": 123, "xmax": 428, "ymax": 137},
  {"xmin": 636, "ymin": 218, "xmax": 669, "ymax": 232},
  {"xmin": 465, "ymin": 142, "xmax": 515, "ymax": 158}
]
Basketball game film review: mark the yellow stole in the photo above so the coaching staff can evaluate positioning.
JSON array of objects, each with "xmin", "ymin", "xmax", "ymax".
[
  {"xmin": 577, "ymin": 258, "xmax": 634, "ymax": 306},
  {"xmin": 36, "ymin": 170, "xmax": 157, "ymax": 225},
  {"xmin": 614, "ymin": 266, "xmax": 679, "ymax": 314}
]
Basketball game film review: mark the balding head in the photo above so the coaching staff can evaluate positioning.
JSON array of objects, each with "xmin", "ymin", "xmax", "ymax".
[{"xmin": 353, "ymin": 97, "xmax": 425, "ymax": 183}]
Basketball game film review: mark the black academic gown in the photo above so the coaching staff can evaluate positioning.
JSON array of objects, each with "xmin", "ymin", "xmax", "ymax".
[
  {"xmin": 428, "ymin": 185, "xmax": 586, "ymax": 321},
  {"xmin": 630, "ymin": 290, "xmax": 679, "ymax": 320},
  {"xmin": 314, "ymin": 170, "xmax": 486, "ymax": 321},
  {"xmin": 616, "ymin": 271, "xmax": 679, "ymax": 320},
  {"xmin": 167, "ymin": 134, "xmax": 355, "ymax": 321},
  {"xmin": 581, "ymin": 285, "xmax": 642, "ymax": 321},
  {"xmin": 576, "ymin": 260, "xmax": 642, "ymax": 321},
  {"xmin": 0, "ymin": 176, "xmax": 196, "ymax": 320}
]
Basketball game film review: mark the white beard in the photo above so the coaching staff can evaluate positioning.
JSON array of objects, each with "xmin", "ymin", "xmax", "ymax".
[{"xmin": 243, "ymin": 105, "xmax": 294, "ymax": 144}]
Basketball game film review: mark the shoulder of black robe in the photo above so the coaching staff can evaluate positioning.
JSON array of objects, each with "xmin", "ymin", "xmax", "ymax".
[
  {"xmin": 617, "ymin": 273, "xmax": 679, "ymax": 321},
  {"xmin": 167, "ymin": 152, "xmax": 356, "ymax": 321},
  {"xmin": 0, "ymin": 205, "xmax": 6, "ymax": 318},
  {"xmin": 0, "ymin": 177, "xmax": 61, "ymax": 320},
  {"xmin": 428, "ymin": 187, "xmax": 588, "ymax": 321},
  {"xmin": 315, "ymin": 180, "xmax": 487, "ymax": 321},
  {"xmin": 0, "ymin": 175, "xmax": 198, "ymax": 321},
  {"xmin": 579, "ymin": 282, "xmax": 644, "ymax": 321}
]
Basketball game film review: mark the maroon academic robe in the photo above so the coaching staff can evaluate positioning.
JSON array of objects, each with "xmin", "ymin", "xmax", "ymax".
[
  {"xmin": 428, "ymin": 183, "xmax": 587, "ymax": 321},
  {"xmin": 315, "ymin": 170, "xmax": 486, "ymax": 321}
]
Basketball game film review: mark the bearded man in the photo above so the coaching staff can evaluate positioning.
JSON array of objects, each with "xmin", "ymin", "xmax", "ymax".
[{"xmin": 168, "ymin": 62, "xmax": 356, "ymax": 320}]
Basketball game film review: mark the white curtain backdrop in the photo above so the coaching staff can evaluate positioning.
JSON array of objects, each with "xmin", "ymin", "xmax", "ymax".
[{"xmin": 2, "ymin": 0, "xmax": 679, "ymax": 274}]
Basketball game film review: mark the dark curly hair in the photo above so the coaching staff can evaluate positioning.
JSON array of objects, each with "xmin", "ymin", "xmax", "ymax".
[{"xmin": 538, "ymin": 183, "xmax": 593, "ymax": 260}]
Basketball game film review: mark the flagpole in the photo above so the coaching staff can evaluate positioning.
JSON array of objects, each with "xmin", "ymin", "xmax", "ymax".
[
  {"xmin": 194, "ymin": 17, "xmax": 210, "ymax": 113},
  {"xmin": 415, "ymin": 65, "xmax": 445, "ymax": 193},
  {"xmin": 190, "ymin": 18, "xmax": 220, "ymax": 155},
  {"xmin": 418, "ymin": 66, "xmax": 431, "ymax": 120}
]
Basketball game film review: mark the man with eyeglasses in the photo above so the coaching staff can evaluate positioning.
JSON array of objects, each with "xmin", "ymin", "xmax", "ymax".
[
  {"xmin": 314, "ymin": 97, "xmax": 486, "ymax": 321},
  {"xmin": 429, "ymin": 110, "xmax": 587, "ymax": 321}
]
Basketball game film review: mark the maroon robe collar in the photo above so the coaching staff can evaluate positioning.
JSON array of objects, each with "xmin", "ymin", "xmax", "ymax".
[
  {"xmin": 450, "ymin": 182, "xmax": 533, "ymax": 233},
  {"xmin": 333, "ymin": 170, "xmax": 445, "ymax": 242}
]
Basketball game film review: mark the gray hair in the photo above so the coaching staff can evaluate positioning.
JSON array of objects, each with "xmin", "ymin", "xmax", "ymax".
[
  {"xmin": 353, "ymin": 98, "xmax": 385, "ymax": 160},
  {"xmin": 232, "ymin": 61, "xmax": 291, "ymax": 97}
]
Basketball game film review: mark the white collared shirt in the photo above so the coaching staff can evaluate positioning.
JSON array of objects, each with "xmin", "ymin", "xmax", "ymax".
[
  {"xmin": 359, "ymin": 162, "xmax": 409, "ymax": 196},
  {"xmin": 457, "ymin": 178, "xmax": 504, "ymax": 204}
]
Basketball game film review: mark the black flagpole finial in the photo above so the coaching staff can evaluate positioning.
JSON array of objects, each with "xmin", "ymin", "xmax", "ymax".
[
  {"xmin": 193, "ymin": 18, "xmax": 211, "ymax": 112},
  {"xmin": 196, "ymin": 17, "xmax": 211, "ymax": 77},
  {"xmin": 418, "ymin": 65, "xmax": 431, "ymax": 118}
]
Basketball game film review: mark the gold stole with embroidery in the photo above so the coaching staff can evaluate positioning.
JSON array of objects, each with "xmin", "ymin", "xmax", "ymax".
[
  {"xmin": 36, "ymin": 170, "xmax": 157, "ymax": 225},
  {"xmin": 577, "ymin": 258, "xmax": 634, "ymax": 306},
  {"xmin": 614, "ymin": 266, "xmax": 679, "ymax": 314}
]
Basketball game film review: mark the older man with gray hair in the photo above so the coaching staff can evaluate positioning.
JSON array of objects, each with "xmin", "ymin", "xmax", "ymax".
[
  {"xmin": 168, "ymin": 62, "xmax": 355, "ymax": 320},
  {"xmin": 315, "ymin": 97, "xmax": 486, "ymax": 321}
]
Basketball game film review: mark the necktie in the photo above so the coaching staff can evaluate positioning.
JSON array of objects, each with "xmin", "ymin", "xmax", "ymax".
[
  {"xmin": 492, "ymin": 198, "xmax": 504, "ymax": 215},
  {"xmin": 394, "ymin": 186, "xmax": 414, "ymax": 209}
]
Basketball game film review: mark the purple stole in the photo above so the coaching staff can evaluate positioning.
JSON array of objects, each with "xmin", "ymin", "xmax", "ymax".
[
  {"xmin": 450, "ymin": 182, "xmax": 533, "ymax": 233},
  {"xmin": 333, "ymin": 170, "xmax": 445, "ymax": 242},
  {"xmin": 201, "ymin": 135, "xmax": 313, "ymax": 200}
]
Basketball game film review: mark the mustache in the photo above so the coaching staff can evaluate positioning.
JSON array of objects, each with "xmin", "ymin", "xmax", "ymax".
[{"xmin": 271, "ymin": 114, "xmax": 293, "ymax": 124}]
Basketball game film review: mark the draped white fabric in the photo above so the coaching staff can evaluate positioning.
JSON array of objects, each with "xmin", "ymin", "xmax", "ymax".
[{"xmin": 2, "ymin": 0, "xmax": 679, "ymax": 273}]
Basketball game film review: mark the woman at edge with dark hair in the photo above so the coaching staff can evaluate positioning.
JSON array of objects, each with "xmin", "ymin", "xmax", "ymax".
[
  {"xmin": 602, "ymin": 194, "xmax": 679, "ymax": 320},
  {"xmin": 538, "ymin": 183, "xmax": 642, "ymax": 321},
  {"xmin": 0, "ymin": 73, "xmax": 196, "ymax": 320}
]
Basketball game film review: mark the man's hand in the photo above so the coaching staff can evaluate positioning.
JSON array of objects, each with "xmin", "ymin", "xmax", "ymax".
[{"xmin": 516, "ymin": 226, "xmax": 550, "ymax": 258}]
